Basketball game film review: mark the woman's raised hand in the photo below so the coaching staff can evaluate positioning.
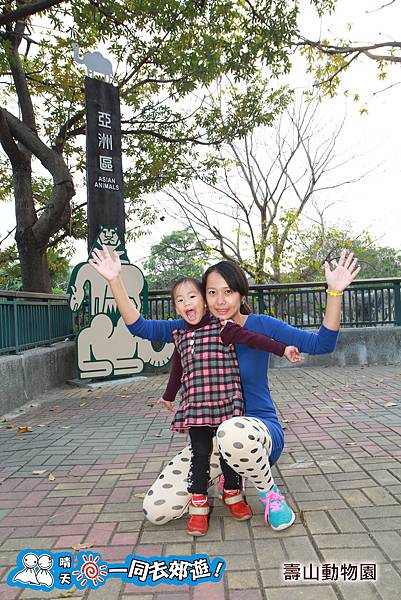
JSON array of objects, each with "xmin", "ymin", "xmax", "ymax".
[
  {"xmin": 324, "ymin": 250, "xmax": 361, "ymax": 293},
  {"xmin": 88, "ymin": 245, "xmax": 121, "ymax": 281}
]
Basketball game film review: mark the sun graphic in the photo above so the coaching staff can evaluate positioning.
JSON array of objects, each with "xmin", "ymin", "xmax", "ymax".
[{"xmin": 72, "ymin": 554, "xmax": 108, "ymax": 587}]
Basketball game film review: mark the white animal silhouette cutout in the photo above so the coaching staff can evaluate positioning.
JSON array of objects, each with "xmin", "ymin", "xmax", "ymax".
[
  {"xmin": 12, "ymin": 553, "xmax": 39, "ymax": 585},
  {"xmin": 72, "ymin": 43, "xmax": 113, "ymax": 81}
]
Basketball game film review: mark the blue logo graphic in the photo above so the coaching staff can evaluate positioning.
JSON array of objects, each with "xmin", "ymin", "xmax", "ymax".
[{"xmin": 7, "ymin": 550, "xmax": 226, "ymax": 592}]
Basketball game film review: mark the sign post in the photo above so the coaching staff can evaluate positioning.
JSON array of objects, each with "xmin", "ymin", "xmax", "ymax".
[
  {"xmin": 85, "ymin": 76, "xmax": 125, "ymax": 251},
  {"xmin": 67, "ymin": 48, "xmax": 173, "ymax": 380}
]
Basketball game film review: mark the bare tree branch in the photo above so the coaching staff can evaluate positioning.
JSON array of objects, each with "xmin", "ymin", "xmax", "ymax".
[
  {"xmin": 0, "ymin": 0, "xmax": 66, "ymax": 26},
  {"xmin": 165, "ymin": 95, "xmax": 365, "ymax": 282}
]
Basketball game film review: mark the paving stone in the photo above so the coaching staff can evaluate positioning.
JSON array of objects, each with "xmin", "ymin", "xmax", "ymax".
[
  {"xmin": 329, "ymin": 509, "xmax": 366, "ymax": 533},
  {"xmin": 339, "ymin": 489, "xmax": 373, "ymax": 507},
  {"xmin": 362, "ymin": 486, "xmax": 398, "ymax": 505},
  {"xmin": 164, "ymin": 543, "xmax": 193, "ymax": 555},
  {"xmin": 264, "ymin": 585, "xmax": 338, "ymax": 599},
  {"xmin": 195, "ymin": 540, "xmax": 252, "ymax": 555},
  {"xmin": 373, "ymin": 563, "xmax": 401, "ymax": 600},
  {"xmin": 360, "ymin": 517, "xmax": 401, "ymax": 530},
  {"xmin": 251, "ymin": 523, "xmax": 306, "ymax": 539},
  {"xmin": 2, "ymin": 365, "xmax": 401, "ymax": 600},
  {"xmin": 356, "ymin": 505, "xmax": 401, "ymax": 518},
  {"xmin": 229, "ymin": 589, "xmax": 263, "ymax": 600},
  {"xmin": 370, "ymin": 470, "xmax": 401, "ymax": 486},
  {"xmin": 226, "ymin": 570, "xmax": 259, "ymax": 589},
  {"xmin": 193, "ymin": 580, "xmax": 225, "ymax": 600},
  {"xmin": 371, "ymin": 531, "xmax": 401, "ymax": 561},
  {"xmin": 20, "ymin": 592, "xmax": 85, "ymax": 599},
  {"xmin": 260, "ymin": 567, "xmax": 288, "ymax": 588},
  {"xmin": 223, "ymin": 554, "xmax": 256, "ymax": 571},
  {"xmin": 302, "ymin": 511, "xmax": 337, "ymax": 534},
  {"xmin": 222, "ymin": 518, "xmax": 250, "ymax": 541},
  {"xmin": 335, "ymin": 582, "xmax": 381, "ymax": 600},
  {"xmin": 321, "ymin": 547, "xmax": 388, "ymax": 564},
  {"xmin": 282, "ymin": 536, "xmax": 320, "ymax": 563},
  {"xmin": 314, "ymin": 533, "xmax": 375, "ymax": 549},
  {"xmin": 87, "ymin": 578, "xmax": 122, "ymax": 599}
]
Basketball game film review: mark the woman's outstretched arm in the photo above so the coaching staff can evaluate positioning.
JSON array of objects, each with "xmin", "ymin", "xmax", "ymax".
[
  {"xmin": 258, "ymin": 250, "xmax": 360, "ymax": 355},
  {"xmin": 323, "ymin": 250, "xmax": 360, "ymax": 330}
]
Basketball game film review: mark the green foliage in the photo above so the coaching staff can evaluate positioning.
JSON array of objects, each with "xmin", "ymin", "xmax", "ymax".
[
  {"xmin": 143, "ymin": 229, "xmax": 210, "ymax": 289},
  {"xmin": 283, "ymin": 220, "xmax": 401, "ymax": 282},
  {"xmin": 0, "ymin": 244, "xmax": 72, "ymax": 293},
  {"xmin": 353, "ymin": 245, "xmax": 401, "ymax": 279},
  {"xmin": 299, "ymin": 4, "xmax": 401, "ymax": 98},
  {"xmin": 1, "ymin": 0, "xmax": 307, "ymax": 292}
]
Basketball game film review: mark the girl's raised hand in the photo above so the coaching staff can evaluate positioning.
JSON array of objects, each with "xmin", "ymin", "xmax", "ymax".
[
  {"xmin": 284, "ymin": 346, "xmax": 304, "ymax": 363},
  {"xmin": 88, "ymin": 245, "xmax": 121, "ymax": 281},
  {"xmin": 324, "ymin": 250, "xmax": 361, "ymax": 293},
  {"xmin": 156, "ymin": 398, "xmax": 175, "ymax": 414}
]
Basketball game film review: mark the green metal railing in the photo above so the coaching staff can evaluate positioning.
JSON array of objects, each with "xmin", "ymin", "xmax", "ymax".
[
  {"xmin": 147, "ymin": 278, "xmax": 401, "ymax": 328},
  {"xmin": 0, "ymin": 291, "xmax": 74, "ymax": 354},
  {"xmin": 1, "ymin": 277, "xmax": 400, "ymax": 356}
]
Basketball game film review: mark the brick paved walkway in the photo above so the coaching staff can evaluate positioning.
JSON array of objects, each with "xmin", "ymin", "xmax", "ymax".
[{"xmin": 1, "ymin": 364, "xmax": 401, "ymax": 600}]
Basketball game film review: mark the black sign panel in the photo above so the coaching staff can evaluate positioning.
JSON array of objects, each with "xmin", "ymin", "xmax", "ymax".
[{"xmin": 85, "ymin": 76, "xmax": 125, "ymax": 250}]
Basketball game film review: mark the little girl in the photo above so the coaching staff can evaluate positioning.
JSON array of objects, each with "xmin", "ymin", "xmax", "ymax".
[{"xmin": 158, "ymin": 276, "xmax": 302, "ymax": 536}]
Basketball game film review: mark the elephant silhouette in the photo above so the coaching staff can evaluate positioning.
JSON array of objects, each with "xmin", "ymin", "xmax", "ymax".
[{"xmin": 72, "ymin": 43, "xmax": 113, "ymax": 81}]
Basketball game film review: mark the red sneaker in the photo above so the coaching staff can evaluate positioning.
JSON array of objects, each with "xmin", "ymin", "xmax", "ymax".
[
  {"xmin": 187, "ymin": 495, "xmax": 209, "ymax": 536},
  {"xmin": 223, "ymin": 489, "xmax": 253, "ymax": 521}
]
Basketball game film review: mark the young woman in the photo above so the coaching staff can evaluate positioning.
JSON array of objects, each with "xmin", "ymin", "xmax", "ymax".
[
  {"xmin": 89, "ymin": 247, "xmax": 359, "ymax": 531},
  {"xmin": 158, "ymin": 276, "xmax": 300, "ymax": 536}
]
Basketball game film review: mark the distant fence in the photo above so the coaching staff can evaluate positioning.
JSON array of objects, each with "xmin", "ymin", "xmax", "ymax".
[
  {"xmin": 148, "ymin": 278, "xmax": 401, "ymax": 328},
  {"xmin": 1, "ymin": 277, "xmax": 400, "ymax": 355},
  {"xmin": 0, "ymin": 291, "xmax": 73, "ymax": 354}
]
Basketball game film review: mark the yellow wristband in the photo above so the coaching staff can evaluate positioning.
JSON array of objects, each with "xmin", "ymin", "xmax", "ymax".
[{"xmin": 326, "ymin": 289, "xmax": 344, "ymax": 297}]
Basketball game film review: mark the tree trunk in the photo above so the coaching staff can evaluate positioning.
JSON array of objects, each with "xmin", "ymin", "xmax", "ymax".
[
  {"xmin": 16, "ymin": 229, "xmax": 52, "ymax": 292},
  {"xmin": 12, "ymin": 155, "xmax": 52, "ymax": 292},
  {"xmin": 0, "ymin": 108, "xmax": 75, "ymax": 293}
]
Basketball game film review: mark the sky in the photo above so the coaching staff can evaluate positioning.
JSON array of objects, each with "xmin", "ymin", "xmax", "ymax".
[{"xmin": 1, "ymin": 0, "xmax": 400, "ymax": 270}]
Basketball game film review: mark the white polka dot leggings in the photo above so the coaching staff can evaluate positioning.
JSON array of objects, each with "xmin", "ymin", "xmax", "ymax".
[{"xmin": 143, "ymin": 416, "xmax": 274, "ymax": 524}]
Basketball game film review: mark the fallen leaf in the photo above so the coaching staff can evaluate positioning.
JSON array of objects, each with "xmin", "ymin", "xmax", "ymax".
[
  {"xmin": 72, "ymin": 542, "xmax": 93, "ymax": 551},
  {"xmin": 48, "ymin": 473, "xmax": 56, "ymax": 481},
  {"xmin": 134, "ymin": 492, "xmax": 146, "ymax": 499},
  {"xmin": 299, "ymin": 510, "xmax": 307, "ymax": 527},
  {"xmin": 32, "ymin": 470, "xmax": 47, "ymax": 475},
  {"xmin": 17, "ymin": 426, "xmax": 31, "ymax": 433},
  {"xmin": 384, "ymin": 402, "xmax": 398, "ymax": 407},
  {"xmin": 147, "ymin": 403, "xmax": 154, "ymax": 407}
]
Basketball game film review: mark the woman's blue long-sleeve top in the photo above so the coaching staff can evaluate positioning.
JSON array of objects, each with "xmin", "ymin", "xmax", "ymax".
[{"xmin": 128, "ymin": 315, "xmax": 338, "ymax": 465}]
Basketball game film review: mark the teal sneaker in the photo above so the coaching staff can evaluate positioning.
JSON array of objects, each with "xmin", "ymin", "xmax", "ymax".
[{"xmin": 259, "ymin": 485, "xmax": 295, "ymax": 531}]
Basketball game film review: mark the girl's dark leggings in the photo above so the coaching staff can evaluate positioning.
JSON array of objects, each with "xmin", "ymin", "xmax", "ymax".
[{"xmin": 188, "ymin": 426, "xmax": 241, "ymax": 495}]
